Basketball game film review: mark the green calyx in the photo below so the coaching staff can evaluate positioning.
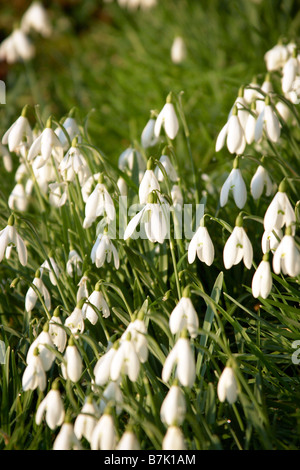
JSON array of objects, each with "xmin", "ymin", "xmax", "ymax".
[
  {"xmin": 21, "ymin": 104, "xmax": 30, "ymax": 118},
  {"xmin": 147, "ymin": 157, "xmax": 155, "ymax": 171},
  {"xmin": 147, "ymin": 191, "xmax": 158, "ymax": 204},
  {"xmin": 7, "ymin": 214, "xmax": 15, "ymax": 226},
  {"xmin": 182, "ymin": 285, "xmax": 190, "ymax": 298},
  {"xmin": 278, "ymin": 179, "xmax": 287, "ymax": 193},
  {"xmin": 235, "ymin": 213, "xmax": 244, "ymax": 227}
]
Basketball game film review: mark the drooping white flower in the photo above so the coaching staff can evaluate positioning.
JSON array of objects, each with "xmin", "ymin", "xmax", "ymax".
[
  {"xmin": 22, "ymin": 348, "xmax": 47, "ymax": 392},
  {"xmin": 162, "ymin": 333, "xmax": 196, "ymax": 388},
  {"xmin": 110, "ymin": 333, "xmax": 140, "ymax": 382},
  {"xmin": 83, "ymin": 175, "xmax": 115, "ymax": 228},
  {"xmin": 55, "ymin": 115, "xmax": 81, "ymax": 150},
  {"xmin": 217, "ymin": 366, "xmax": 238, "ymax": 404},
  {"xmin": 120, "ymin": 315, "xmax": 148, "ymax": 363},
  {"xmin": 139, "ymin": 166, "xmax": 160, "ymax": 205},
  {"xmin": 272, "ymin": 228, "xmax": 300, "ymax": 277},
  {"xmin": 0, "ymin": 29, "xmax": 35, "ymax": 63},
  {"xmin": 169, "ymin": 290, "xmax": 199, "ymax": 339},
  {"xmin": 61, "ymin": 338, "xmax": 83, "ymax": 383},
  {"xmin": 171, "ymin": 36, "xmax": 186, "ymax": 64},
  {"xmin": 82, "ymin": 283, "xmax": 110, "ymax": 324},
  {"xmin": 25, "ymin": 271, "xmax": 51, "ymax": 313},
  {"xmin": 171, "ymin": 184, "xmax": 183, "ymax": 208},
  {"xmin": 282, "ymin": 50, "xmax": 299, "ymax": 94},
  {"xmin": 188, "ymin": 218, "xmax": 214, "ymax": 266},
  {"xmin": 48, "ymin": 182, "xmax": 68, "ymax": 208},
  {"xmin": 35, "ymin": 382, "xmax": 65, "ymax": 429},
  {"xmin": 160, "ymin": 384, "xmax": 186, "ymax": 426},
  {"xmin": 0, "ymin": 215, "xmax": 27, "ymax": 266},
  {"xmin": 76, "ymin": 275, "xmax": 89, "ymax": 303},
  {"xmin": 74, "ymin": 396, "xmax": 99, "ymax": 444},
  {"xmin": 154, "ymin": 94, "xmax": 179, "ymax": 140},
  {"xmin": 8, "ymin": 182, "xmax": 29, "ymax": 212},
  {"xmin": 141, "ymin": 115, "xmax": 159, "ymax": 148},
  {"xmin": 52, "ymin": 421, "xmax": 82, "ymax": 450},
  {"xmin": 21, "ymin": 1, "xmax": 52, "ymax": 37},
  {"xmin": 27, "ymin": 118, "xmax": 64, "ymax": 167},
  {"xmin": 91, "ymin": 412, "xmax": 116, "ymax": 451},
  {"xmin": 219, "ymin": 160, "xmax": 247, "ymax": 209},
  {"xmin": 93, "ymin": 344, "xmax": 118, "ymax": 387},
  {"xmin": 255, "ymin": 96, "xmax": 281, "ymax": 143},
  {"xmin": 91, "ymin": 232, "xmax": 120, "ymax": 269},
  {"xmin": 215, "ymin": 106, "xmax": 245, "ymax": 155},
  {"xmin": 59, "ymin": 144, "xmax": 90, "ymax": 184},
  {"xmin": 65, "ymin": 301, "xmax": 85, "ymax": 336},
  {"xmin": 264, "ymin": 43, "xmax": 288, "ymax": 72},
  {"xmin": 252, "ymin": 254, "xmax": 273, "ymax": 299},
  {"xmin": 0, "ymin": 143, "xmax": 13, "ymax": 172},
  {"xmin": 49, "ymin": 308, "xmax": 67, "ymax": 353},
  {"xmin": 162, "ymin": 426, "xmax": 186, "ymax": 450},
  {"xmin": 26, "ymin": 323, "xmax": 55, "ymax": 372},
  {"xmin": 66, "ymin": 249, "xmax": 83, "ymax": 277},
  {"xmin": 223, "ymin": 216, "xmax": 253, "ymax": 270},
  {"xmin": 116, "ymin": 429, "xmax": 140, "ymax": 450},
  {"xmin": 2, "ymin": 108, "xmax": 33, "ymax": 152},
  {"xmin": 263, "ymin": 183, "xmax": 296, "ymax": 235},
  {"xmin": 154, "ymin": 154, "xmax": 178, "ymax": 182},
  {"xmin": 118, "ymin": 147, "xmax": 146, "ymax": 181},
  {"xmin": 99, "ymin": 380, "xmax": 123, "ymax": 416},
  {"xmin": 244, "ymin": 103, "xmax": 258, "ymax": 145},
  {"xmin": 250, "ymin": 165, "xmax": 273, "ymax": 200},
  {"xmin": 40, "ymin": 255, "xmax": 60, "ymax": 286},
  {"xmin": 261, "ymin": 228, "xmax": 283, "ymax": 254}
]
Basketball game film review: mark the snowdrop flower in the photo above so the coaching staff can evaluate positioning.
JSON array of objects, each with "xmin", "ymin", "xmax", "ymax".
[
  {"xmin": 188, "ymin": 217, "xmax": 214, "ymax": 266},
  {"xmin": 272, "ymin": 227, "xmax": 300, "ymax": 277},
  {"xmin": 0, "ymin": 215, "xmax": 27, "ymax": 266},
  {"xmin": 141, "ymin": 114, "xmax": 159, "ymax": 148},
  {"xmin": 230, "ymin": 88, "xmax": 249, "ymax": 131},
  {"xmin": 252, "ymin": 253, "xmax": 273, "ymax": 299},
  {"xmin": 244, "ymin": 102, "xmax": 258, "ymax": 145},
  {"xmin": 250, "ymin": 164, "xmax": 273, "ymax": 200},
  {"xmin": 124, "ymin": 191, "xmax": 170, "ymax": 244},
  {"xmin": 76, "ymin": 275, "xmax": 89, "ymax": 302},
  {"xmin": 53, "ymin": 419, "xmax": 82, "ymax": 450},
  {"xmin": 48, "ymin": 182, "xmax": 68, "ymax": 208},
  {"xmin": 110, "ymin": 333, "xmax": 140, "ymax": 382},
  {"xmin": 162, "ymin": 332, "xmax": 196, "ymax": 388},
  {"xmin": 154, "ymin": 153, "xmax": 178, "ymax": 182},
  {"xmin": 219, "ymin": 158, "xmax": 247, "ymax": 209},
  {"xmin": 21, "ymin": 1, "xmax": 52, "ymax": 37},
  {"xmin": 74, "ymin": 396, "xmax": 99, "ymax": 444},
  {"xmin": 26, "ymin": 323, "xmax": 55, "ymax": 371},
  {"xmin": 61, "ymin": 338, "xmax": 83, "ymax": 383},
  {"xmin": 32, "ymin": 157, "xmax": 56, "ymax": 194},
  {"xmin": 22, "ymin": 348, "xmax": 47, "ymax": 392},
  {"xmin": 81, "ymin": 172, "xmax": 100, "ymax": 202},
  {"xmin": 223, "ymin": 215, "xmax": 253, "ymax": 270},
  {"xmin": 264, "ymin": 43, "xmax": 288, "ymax": 72},
  {"xmin": 27, "ymin": 117, "xmax": 64, "ymax": 167},
  {"xmin": 82, "ymin": 282, "xmax": 110, "ymax": 324},
  {"xmin": 263, "ymin": 182, "xmax": 296, "ymax": 235},
  {"xmin": 91, "ymin": 412, "xmax": 116, "ymax": 450},
  {"xmin": 282, "ymin": 49, "xmax": 299, "ymax": 94},
  {"xmin": 169, "ymin": 288, "xmax": 199, "ymax": 339},
  {"xmin": 65, "ymin": 300, "xmax": 85, "ymax": 336},
  {"xmin": 55, "ymin": 115, "xmax": 81, "ymax": 150},
  {"xmin": 139, "ymin": 158, "xmax": 160, "ymax": 204},
  {"xmin": 243, "ymin": 78, "xmax": 260, "ymax": 105},
  {"xmin": 0, "ymin": 143, "xmax": 13, "ymax": 172},
  {"xmin": 35, "ymin": 381, "xmax": 65, "ymax": 429},
  {"xmin": 117, "ymin": 176, "xmax": 127, "ymax": 196},
  {"xmin": 215, "ymin": 106, "xmax": 245, "ymax": 154},
  {"xmin": 118, "ymin": 147, "xmax": 146, "ymax": 180},
  {"xmin": 99, "ymin": 381, "xmax": 123, "ymax": 416},
  {"xmin": 91, "ymin": 231, "xmax": 120, "ymax": 269},
  {"xmin": 217, "ymin": 366, "xmax": 238, "ymax": 404},
  {"xmin": 0, "ymin": 28, "xmax": 35, "ymax": 63},
  {"xmin": 59, "ymin": 144, "xmax": 90, "ymax": 184},
  {"xmin": 93, "ymin": 344, "xmax": 118, "ymax": 387},
  {"xmin": 255, "ymin": 95, "xmax": 281, "ymax": 143},
  {"xmin": 83, "ymin": 175, "xmax": 115, "ymax": 228},
  {"xmin": 66, "ymin": 249, "xmax": 83, "ymax": 277},
  {"xmin": 2, "ymin": 106, "xmax": 33, "ymax": 152},
  {"xmin": 49, "ymin": 307, "xmax": 67, "ymax": 353},
  {"xmin": 261, "ymin": 228, "xmax": 283, "ymax": 254},
  {"xmin": 171, "ymin": 184, "xmax": 183, "ymax": 208},
  {"xmin": 171, "ymin": 36, "xmax": 186, "ymax": 64},
  {"xmin": 25, "ymin": 270, "xmax": 51, "ymax": 313},
  {"xmin": 160, "ymin": 383, "xmax": 186, "ymax": 426},
  {"xmin": 116, "ymin": 429, "xmax": 140, "ymax": 450},
  {"xmin": 120, "ymin": 314, "xmax": 148, "ymax": 363},
  {"xmin": 8, "ymin": 182, "xmax": 29, "ymax": 212},
  {"xmin": 154, "ymin": 93, "xmax": 179, "ymax": 140},
  {"xmin": 40, "ymin": 255, "xmax": 60, "ymax": 286},
  {"xmin": 162, "ymin": 426, "xmax": 186, "ymax": 450}
]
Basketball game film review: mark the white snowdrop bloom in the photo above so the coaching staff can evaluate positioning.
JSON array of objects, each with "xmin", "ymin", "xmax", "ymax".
[
  {"xmin": 141, "ymin": 117, "xmax": 159, "ymax": 148},
  {"xmin": 26, "ymin": 324, "xmax": 55, "ymax": 372},
  {"xmin": 139, "ymin": 167, "xmax": 160, "ymax": 204},
  {"xmin": 35, "ymin": 383, "xmax": 65, "ymax": 430},
  {"xmin": 99, "ymin": 381, "xmax": 123, "ymax": 416},
  {"xmin": 74, "ymin": 396, "xmax": 99, "ymax": 444},
  {"xmin": 162, "ymin": 335, "xmax": 196, "ymax": 388},
  {"xmin": 49, "ymin": 309, "xmax": 67, "ymax": 353},
  {"xmin": 220, "ymin": 164, "xmax": 247, "ymax": 209},
  {"xmin": 25, "ymin": 272, "xmax": 51, "ymax": 313},
  {"xmin": 53, "ymin": 421, "xmax": 82, "ymax": 450},
  {"xmin": 76, "ymin": 275, "xmax": 89, "ymax": 303},
  {"xmin": 59, "ymin": 145, "xmax": 90, "ymax": 184},
  {"xmin": 48, "ymin": 182, "xmax": 68, "ymax": 208},
  {"xmin": 264, "ymin": 43, "xmax": 288, "ymax": 72},
  {"xmin": 65, "ymin": 303, "xmax": 85, "ymax": 336},
  {"xmin": 162, "ymin": 426, "xmax": 186, "ymax": 450},
  {"xmin": 154, "ymin": 95, "xmax": 179, "ymax": 140},
  {"xmin": 61, "ymin": 339, "xmax": 83, "ymax": 383},
  {"xmin": 169, "ymin": 293, "xmax": 199, "ymax": 339},
  {"xmin": 55, "ymin": 116, "xmax": 81, "ymax": 150},
  {"xmin": 66, "ymin": 249, "xmax": 83, "ymax": 277},
  {"xmin": 27, "ymin": 121, "xmax": 64, "ymax": 167},
  {"xmin": 91, "ymin": 413, "xmax": 116, "ymax": 450},
  {"xmin": 117, "ymin": 176, "xmax": 127, "ymax": 197},
  {"xmin": 160, "ymin": 384, "xmax": 186, "ymax": 426},
  {"xmin": 118, "ymin": 147, "xmax": 146, "ymax": 179},
  {"xmin": 250, "ymin": 165, "xmax": 273, "ymax": 200},
  {"xmin": 32, "ymin": 157, "xmax": 56, "ymax": 194},
  {"xmin": 255, "ymin": 76, "xmax": 274, "ymax": 114},
  {"xmin": 83, "ymin": 178, "xmax": 115, "ymax": 229},
  {"xmin": 215, "ymin": 107, "xmax": 245, "ymax": 155},
  {"xmin": 263, "ymin": 185, "xmax": 296, "ymax": 235},
  {"xmin": 124, "ymin": 192, "xmax": 170, "ymax": 244},
  {"xmin": 21, "ymin": 1, "xmax": 52, "ymax": 37},
  {"xmin": 0, "ymin": 216, "xmax": 27, "ymax": 266},
  {"xmin": 223, "ymin": 217, "xmax": 253, "ymax": 270},
  {"xmin": 282, "ymin": 52, "xmax": 299, "ymax": 94},
  {"xmin": 261, "ymin": 228, "xmax": 283, "ymax": 254},
  {"xmin": 255, "ymin": 97, "xmax": 281, "ymax": 143},
  {"xmin": 154, "ymin": 154, "xmax": 178, "ymax": 182},
  {"xmin": 276, "ymin": 100, "xmax": 291, "ymax": 121},
  {"xmin": 188, "ymin": 219, "xmax": 214, "ymax": 266},
  {"xmin": 243, "ymin": 80, "xmax": 260, "ymax": 105},
  {"xmin": 81, "ymin": 172, "xmax": 100, "ymax": 203},
  {"xmin": 91, "ymin": 232, "xmax": 120, "ymax": 269},
  {"xmin": 252, "ymin": 255, "xmax": 273, "ymax": 299},
  {"xmin": 171, "ymin": 36, "xmax": 186, "ymax": 64},
  {"xmin": 217, "ymin": 366, "xmax": 238, "ymax": 404},
  {"xmin": 94, "ymin": 345, "xmax": 118, "ymax": 387},
  {"xmin": 272, "ymin": 230, "xmax": 300, "ymax": 277},
  {"xmin": 121, "ymin": 317, "xmax": 148, "ymax": 363},
  {"xmin": 22, "ymin": 349, "xmax": 47, "ymax": 392},
  {"xmin": 82, "ymin": 285, "xmax": 110, "ymax": 324},
  {"xmin": 171, "ymin": 184, "xmax": 183, "ymax": 208},
  {"xmin": 110, "ymin": 334, "xmax": 140, "ymax": 382},
  {"xmin": 2, "ymin": 110, "xmax": 33, "ymax": 153},
  {"xmin": 244, "ymin": 104, "xmax": 257, "ymax": 145},
  {"xmin": 0, "ymin": 29, "xmax": 35, "ymax": 63},
  {"xmin": 230, "ymin": 91, "xmax": 249, "ymax": 131},
  {"xmin": 0, "ymin": 143, "xmax": 13, "ymax": 172},
  {"xmin": 40, "ymin": 256, "xmax": 60, "ymax": 286},
  {"xmin": 8, "ymin": 182, "xmax": 28, "ymax": 212},
  {"xmin": 116, "ymin": 429, "xmax": 140, "ymax": 450}
]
